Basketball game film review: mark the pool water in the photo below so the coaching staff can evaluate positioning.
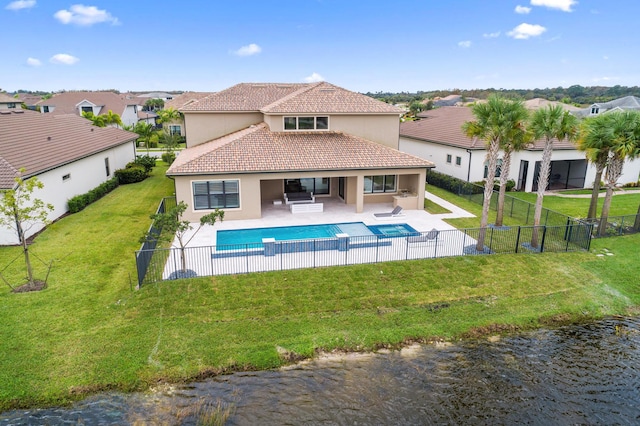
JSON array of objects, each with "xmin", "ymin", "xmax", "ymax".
[{"xmin": 216, "ymin": 222, "xmax": 419, "ymax": 247}]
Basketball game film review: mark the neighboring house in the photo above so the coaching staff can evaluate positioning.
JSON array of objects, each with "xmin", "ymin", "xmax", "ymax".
[
  {"xmin": 573, "ymin": 95, "xmax": 640, "ymax": 118},
  {"xmin": 167, "ymin": 82, "xmax": 434, "ymax": 222},
  {"xmin": 162, "ymin": 92, "xmax": 215, "ymax": 137},
  {"xmin": 0, "ymin": 92, "xmax": 19, "ymax": 110},
  {"xmin": 523, "ymin": 98, "xmax": 580, "ymax": 112},
  {"xmin": 399, "ymin": 106, "xmax": 640, "ymax": 192},
  {"xmin": 36, "ymin": 91, "xmax": 146, "ymax": 127},
  {"xmin": 0, "ymin": 110, "xmax": 137, "ymax": 245},
  {"xmin": 15, "ymin": 93, "xmax": 42, "ymax": 110},
  {"xmin": 136, "ymin": 92, "xmax": 177, "ymax": 101}
]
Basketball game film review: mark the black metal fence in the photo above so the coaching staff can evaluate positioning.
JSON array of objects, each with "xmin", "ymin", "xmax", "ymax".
[
  {"xmin": 135, "ymin": 222, "xmax": 593, "ymax": 287},
  {"xmin": 426, "ymin": 170, "xmax": 571, "ymax": 226},
  {"xmin": 577, "ymin": 214, "xmax": 640, "ymax": 238},
  {"xmin": 135, "ymin": 196, "xmax": 176, "ymax": 286}
]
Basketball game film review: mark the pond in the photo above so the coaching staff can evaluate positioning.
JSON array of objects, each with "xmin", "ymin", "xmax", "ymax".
[{"xmin": 2, "ymin": 317, "xmax": 639, "ymax": 425}]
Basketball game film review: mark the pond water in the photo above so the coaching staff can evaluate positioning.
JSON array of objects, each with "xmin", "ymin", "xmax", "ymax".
[{"xmin": 2, "ymin": 317, "xmax": 640, "ymax": 425}]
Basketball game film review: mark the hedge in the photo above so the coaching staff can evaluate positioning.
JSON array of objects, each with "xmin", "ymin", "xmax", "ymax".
[{"xmin": 67, "ymin": 177, "xmax": 119, "ymax": 213}]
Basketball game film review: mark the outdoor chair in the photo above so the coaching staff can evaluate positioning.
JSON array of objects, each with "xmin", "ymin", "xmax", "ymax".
[
  {"xmin": 373, "ymin": 205, "xmax": 404, "ymax": 218},
  {"xmin": 406, "ymin": 228, "xmax": 439, "ymax": 243}
]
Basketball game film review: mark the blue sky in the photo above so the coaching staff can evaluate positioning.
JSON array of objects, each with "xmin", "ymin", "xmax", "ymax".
[{"xmin": 2, "ymin": 0, "xmax": 639, "ymax": 93}]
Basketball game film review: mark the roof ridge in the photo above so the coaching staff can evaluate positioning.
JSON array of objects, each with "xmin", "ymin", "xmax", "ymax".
[{"xmin": 260, "ymin": 82, "xmax": 321, "ymax": 111}]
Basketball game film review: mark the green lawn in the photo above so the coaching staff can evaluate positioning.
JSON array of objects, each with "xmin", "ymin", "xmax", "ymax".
[{"xmin": 1, "ymin": 169, "xmax": 639, "ymax": 411}]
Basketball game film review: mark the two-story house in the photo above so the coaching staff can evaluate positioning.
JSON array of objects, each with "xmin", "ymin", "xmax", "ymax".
[
  {"xmin": 36, "ymin": 91, "xmax": 145, "ymax": 127},
  {"xmin": 166, "ymin": 82, "xmax": 434, "ymax": 222},
  {"xmin": 0, "ymin": 92, "xmax": 19, "ymax": 110}
]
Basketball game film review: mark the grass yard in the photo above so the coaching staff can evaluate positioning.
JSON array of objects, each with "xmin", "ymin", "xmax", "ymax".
[{"xmin": 0, "ymin": 168, "xmax": 639, "ymax": 411}]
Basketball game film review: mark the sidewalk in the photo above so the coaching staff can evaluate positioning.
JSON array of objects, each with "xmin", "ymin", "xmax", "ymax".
[{"xmin": 424, "ymin": 191, "xmax": 476, "ymax": 219}]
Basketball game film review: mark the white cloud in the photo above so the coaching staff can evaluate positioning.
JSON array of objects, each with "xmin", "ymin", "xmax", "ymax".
[
  {"xmin": 530, "ymin": 0, "xmax": 577, "ymax": 12},
  {"xmin": 458, "ymin": 40, "xmax": 472, "ymax": 48},
  {"xmin": 483, "ymin": 31, "xmax": 500, "ymax": 38},
  {"xmin": 507, "ymin": 23, "xmax": 547, "ymax": 39},
  {"xmin": 26, "ymin": 57, "xmax": 41, "ymax": 67},
  {"xmin": 304, "ymin": 72, "xmax": 325, "ymax": 83},
  {"xmin": 5, "ymin": 0, "xmax": 35, "ymax": 10},
  {"xmin": 50, "ymin": 53, "xmax": 79, "ymax": 65},
  {"xmin": 54, "ymin": 4, "xmax": 120, "ymax": 26},
  {"xmin": 515, "ymin": 5, "xmax": 531, "ymax": 14},
  {"xmin": 603, "ymin": 55, "xmax": 609, "ymax": 60},
  {"xmin": 233, "ymin": 43, "xmax": 262, "ymax": 56}
]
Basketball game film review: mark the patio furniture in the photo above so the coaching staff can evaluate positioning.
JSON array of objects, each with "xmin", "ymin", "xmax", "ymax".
[
  {"xmin": 285, "ymin": 192, "xmax": 315, "ymax": 204},
  {"xmin": 373, "ymin": 205, "xmax": 404, "ymax": 218},
  {"xmin": 406, "ymin": 228, "xmax": 439, "ymax": 243}
]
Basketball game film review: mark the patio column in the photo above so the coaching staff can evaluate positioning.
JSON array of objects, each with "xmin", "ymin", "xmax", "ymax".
[{"xmin": 356, "ymin": 175, "xmax": 364, "ymax": 213}]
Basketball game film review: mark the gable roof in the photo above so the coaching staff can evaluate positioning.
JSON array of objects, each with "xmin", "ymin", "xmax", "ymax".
[
  {"xmin": 574, "ymin": 95, "xmax": 640, "ymax": 117},
  {"xmin": 36, "ymin": 91, "xmax": 142, "ymax": 116},
  {"xmin": 402, "ymin": 106, "xmax": 576, "ymax": 151},
  {"xmin": 167, "ymin": 122, "xmax": 433, "ymax": 176},
  {"xmin": 0, "ymin": 110, "xmax": 137, "ymax": 188},
  {"xmin": 180, "ymin": 82, "xmax": 403, "ymax": 115},
  {"xmin": 0, "ymin": 93, "xmax": 17, "ymax": 103}
]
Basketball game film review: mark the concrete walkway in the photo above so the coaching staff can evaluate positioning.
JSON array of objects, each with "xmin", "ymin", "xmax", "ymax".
[
  {"xmin": 424, "ymin": 191, "xmax": 476, "ymax": 219},
  {"xmin": 545, "ymin": 189, "xmax": 640, "ymax": 198}
]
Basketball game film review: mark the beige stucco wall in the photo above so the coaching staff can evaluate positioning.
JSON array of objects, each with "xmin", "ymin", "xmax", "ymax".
[
  {"xmin": 173, "ymin": 167, "xmax": 427, "ymax": 223},
  {"xmin": 264, "ymin": 114, "xmax": 400, "ymax": 148},
  {"xmin": 183, "ymin": 112, "xmax": 263, "ymax": 147}
]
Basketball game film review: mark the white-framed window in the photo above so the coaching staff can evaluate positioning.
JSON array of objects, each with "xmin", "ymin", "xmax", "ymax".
[
  {"xmin": 455, "ymin": 156, "xmax": 462, "ymax": 166},
  {"xmin": 81, "ymin": 106, "xmax": 93, "ymax": 114},
  {"xmin": 364, "ymin": 175, "xmax": 397, "ymax": 193},
  {"xmin": 590, "ymin": 106, "xmax": 599, "ymax": 115},
  {"xmin": 193, "ymin": 180, "xmax": 240, "ymax": 210},
  {"xmin": 169, "ymin": 125, "xmax": 181, "ymax": 135},
  {"xmin": 446, "ymin": 154, "xmax": 452, "ymax": 164},
  {"xmin": 42, "ymin": 106, "xmax": 50, "ymax": 113},
  {"xmin": 483, "ymin": 159, "xmax": 503, "ymax": 178},
  {"xmin": 7, "ymin": 103, "xmax": 16, "ymax": 109},
  {"xmin": 283, "ymin": 116, "xmax": 329, "ymax": 131}
]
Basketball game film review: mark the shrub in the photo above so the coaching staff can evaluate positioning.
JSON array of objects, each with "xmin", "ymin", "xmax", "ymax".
[
  {"xmin": 67, "ymin": 177, "xmax": 119, "ymax": 213},
  {"xmin": 161, "ymin": 152, "xmax": 176, "ymax": 165},
  {"xmin": 115, "ymin": 163, "xmax": 148, "ymax": 184},
  {"xmin": 148, "ymin": 140, "xmax": 158, "ymax": 148},
  {"xmin": 427, "ymin": 170, "xmax": 483, "ymax": 195},
  {"xmin": 134, "ymin": 155, "xmax": 156, "ymax": 173}
]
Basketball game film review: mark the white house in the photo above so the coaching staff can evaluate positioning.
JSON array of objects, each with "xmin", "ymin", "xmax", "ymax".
[
  {"xmin": 36, "ymin": 91, "xmax": 146, "ymax": 127},
  {"xmin": 399, "ymin": 106, "xmax": 640, "ymax": 192},
  {"xmin": 0, "ymin": 110, "xmax": 138, "ymax": 245}
]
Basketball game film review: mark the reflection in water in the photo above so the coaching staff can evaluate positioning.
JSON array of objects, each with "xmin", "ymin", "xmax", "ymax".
[{"xmin": 2, "ymin": 318, "xmax": 640, "ymax": 425}]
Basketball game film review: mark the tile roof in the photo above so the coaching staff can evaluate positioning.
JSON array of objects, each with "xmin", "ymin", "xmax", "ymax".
[
  {"xmin": 0, "ymin": 93, "xmax": 17, "ymax": 103},
  {"xmin": 167, "ymin": 122, "xmax": 433, "ymax": 175},
  {"xmin": 180, "ymin": 82, "xmax": 403, "ymax": 114},
  {"xmin": 403, "ymin": 106, "xmax": 576, "ymax": 151},
  {"xmin": 164, "ymin": 91, "xmax": 216, "ymax": 110},
  {"xmin": 0, "ymin": 110, "xmax": 137, "ymax": 188},
  {"xmin": 36, "ymin": 91, "xmax": 142, "ymax": 116}
]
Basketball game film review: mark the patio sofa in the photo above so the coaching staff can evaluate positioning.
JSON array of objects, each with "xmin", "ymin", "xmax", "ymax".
[{"xmin": 284, "ymin": 192, "xmax": 315, "ymax": 204}]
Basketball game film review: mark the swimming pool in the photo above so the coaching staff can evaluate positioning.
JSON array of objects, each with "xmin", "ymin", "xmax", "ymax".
[{"xmin": 216, "ymin": 221, "xmax": 419, "ymax": 248}]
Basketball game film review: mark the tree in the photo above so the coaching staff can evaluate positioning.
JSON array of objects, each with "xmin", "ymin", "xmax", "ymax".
[
  {"xmin": 529, "ymin": 105, "xmax": 579, "ymax": 247},
  {"xmin": 82, "ymin": 111, "xmax": 106, "ymax": 127},
  {"xmin": 133, "ymin": 121, "xmax": 154, "ymax": 153},
  {"xmin": 156, "ymin": 107, "xmax": 181, "ymax": 126},
  {"xmin": 143, "ymin": 202, "xmax": 224, "ymax": 277},
  {"xmin": 102, "ymin": 110, "xmax": 123, "ymax": 128},
  {"xmin": 576, "ymin": 114, "xmax": 614, "ymax": 219},
  {"xmin": 0, "ymin": 170, "xmax": 54, "ymax": 288},
  {"xmin": 494, "ymin": 100, "xmax": 531, "ymax": 227},
  {"xmin": 462, "ymin": 95, "xmax": 523, "ymax": 251},
  {"xmin": 143, "ymin": 98, "xmax": 164, "ymax": 111},
  {"xmin": 597, "ymin": 111, "xmax": 640, "ymax": 236}
]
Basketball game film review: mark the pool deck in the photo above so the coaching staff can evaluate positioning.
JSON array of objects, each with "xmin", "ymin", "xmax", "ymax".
[{"xmin": 182, "ymin": 191, "xmax": 475, "ymax": 247}]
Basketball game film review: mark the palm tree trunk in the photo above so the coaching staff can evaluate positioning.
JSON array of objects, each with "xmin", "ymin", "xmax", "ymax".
[
  {"xmin": 587, "ymin": 166, "xmax": 604, "ymax": 219},
  {"xmin": 531, "ymin": 139, "xmax": 553, "ymax": 248},
  {"xmin": 15, "ymin": 210, "xmax": 34, "ymax": 284},
  {"xmin": 477, "ymin": 139, "xmax": 499, "ymax": 251},
  {"xmin": 598, "ymin": 185, "xmax": 615, "ymax": 237},
  {"xmin": 495, "ymin": 150, "xmax": 512, "ymax": 227}
]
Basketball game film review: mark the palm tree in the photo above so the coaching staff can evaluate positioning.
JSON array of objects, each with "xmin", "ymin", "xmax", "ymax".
[
  {"xmin": 529, "ymin": 105, "xmax": 579, "ymax": 248},
  {"xmin": 462, "ymin": 95, "xmax": 524, "ymax": 251},
  {"xmin": 133, "ymin": 122, "xmax": 154, "ymax": 154},
  {"xmin": 494, "ymin": 101, "xmax": 531, "ymax": 227},
  {"xmin": 102, "ymin": 110, "xmax": 123, "ymax": 128},
  {"xmin": 576, "ymin": 114, "xmax": 614, "ymax": 219},
  {"xmin": 598, "ymin": 111, "xmax": 640, "ymax": 236},
  {"xmin": 157, "ymin": 107, "xmax": 181, "ymax": 126}
]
